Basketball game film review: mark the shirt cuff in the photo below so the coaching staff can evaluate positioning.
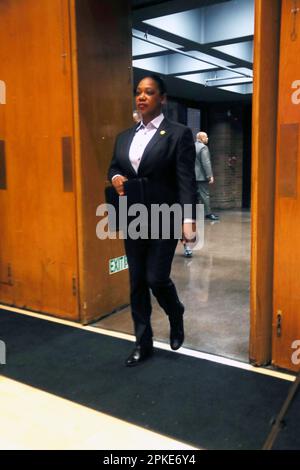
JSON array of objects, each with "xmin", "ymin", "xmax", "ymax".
[
  {"xmin": 183, "ymin": 219, "xmax": 195, "ymax": 223},
  {"xmin": 111, "ymin": 174, "xmax": 122, "ymax": 182}
]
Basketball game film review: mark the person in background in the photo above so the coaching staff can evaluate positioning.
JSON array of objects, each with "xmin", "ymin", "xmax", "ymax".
[
  {"xmin": 195, "ymin": 131, "xmax": 219, "ymax": 221},
  {"xmin": 182, "ymin": 131, "xmax": 218, "ymax": 258},
  {"xmin": 182, "ymin": 239, "xmax": 193, "ymax": 258}
]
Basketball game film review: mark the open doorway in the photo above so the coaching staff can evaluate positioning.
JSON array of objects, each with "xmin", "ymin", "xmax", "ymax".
[{"xmin": 96, "ymin": 0, "xmax": 254, "ymax": 362}]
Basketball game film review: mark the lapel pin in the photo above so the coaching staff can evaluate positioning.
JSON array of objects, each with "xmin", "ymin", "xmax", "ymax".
[{"xmin": 160, "ymin": 130, "xmax": 166, "ymax": 135}]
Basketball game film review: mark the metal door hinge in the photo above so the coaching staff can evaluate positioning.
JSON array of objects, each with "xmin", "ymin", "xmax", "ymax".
[{"xmin": 276, "ymin": 310, "xmax": 282, "ymax": 337}]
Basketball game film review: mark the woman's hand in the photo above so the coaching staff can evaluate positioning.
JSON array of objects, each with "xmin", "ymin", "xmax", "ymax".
[
  {"xmin": 182, "ymin": 222, "xmax": 197, "ymax": 243},
  {"xmin": 112, "ymin": 175, "xmax": 128, "ymax": 196}
]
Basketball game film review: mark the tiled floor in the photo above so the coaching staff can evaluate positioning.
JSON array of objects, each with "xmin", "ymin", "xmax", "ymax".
[{"xmin": 94, "ymin": 210, "xmax": 251, "ymax": 362}]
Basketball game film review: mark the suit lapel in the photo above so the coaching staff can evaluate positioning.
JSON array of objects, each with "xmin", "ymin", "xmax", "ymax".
[
  {"xmin": 137, "ymin": 117, "xmax": 169, "ymax": 174},
  {"xmin": 123, "ymin": 125, "xmax": 139, "ymax": 177}
]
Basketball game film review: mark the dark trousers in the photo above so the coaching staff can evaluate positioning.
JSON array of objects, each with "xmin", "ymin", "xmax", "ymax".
[{"xmin": 124, "ymin": 237, "xmax": 182, "ymax": 347}]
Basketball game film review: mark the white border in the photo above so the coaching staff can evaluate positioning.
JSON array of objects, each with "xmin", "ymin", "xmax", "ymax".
[{"xmin": 0, "ymin": 304, "xmax": 295, "ymax": 382}]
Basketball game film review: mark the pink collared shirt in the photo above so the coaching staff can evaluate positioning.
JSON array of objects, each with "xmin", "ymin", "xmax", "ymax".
[{"xmin": 128, "ymin": 113, "xmax": 165, "ymax": 173}]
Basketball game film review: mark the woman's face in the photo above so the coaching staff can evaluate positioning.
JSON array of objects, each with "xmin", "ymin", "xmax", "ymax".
[{"xmin": 135, "ymin": 78, "xmax": 166, "ymax": 124}]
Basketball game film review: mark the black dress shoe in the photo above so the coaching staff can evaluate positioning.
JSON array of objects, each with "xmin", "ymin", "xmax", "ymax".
[
  {"xmin": 125, "ymin": 344, "xmax": 153, "ymax": 367},
  {"xmin": 205, "ymin": 214, "xmax": 219, "ymax": 221},
  {"xmin": 169, "ymin": 304, "xmax": 185, "ymax": 351}
]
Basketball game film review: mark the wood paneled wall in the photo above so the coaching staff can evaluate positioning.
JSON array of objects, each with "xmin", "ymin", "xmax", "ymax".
[
  {"xmin": 0, "ymin": 0, "xmax": 132, "ymax": 323},
  {"xmin": 0, "ymin": 0, "xmax": 78, "ymax": 319},
  {"xmin": 250, "ymin": 0, "xmax": 281, "ymax": 365},
  {"xmin": 272, "ymin": 0, "xmax": 300, "ymax": 371}
]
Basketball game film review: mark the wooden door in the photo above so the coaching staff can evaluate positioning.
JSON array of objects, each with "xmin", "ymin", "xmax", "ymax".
[
  {"xmin": 70, "ymin": 0, "xmax": 131, "ymax": 324},
  {"xmin": 273, "ymin": 0, "xmax": 300, "ymax": 370},
  {"xmin": 0, "ymin": 12, "xmax": 12, "ymax": 304},
  {"xmin": 250, "ymin": 0, "xmax": 281, "ymax": 366},
  {"xmin": 0, "ymin": 0, "xmax": 79, "ymax": 320}
]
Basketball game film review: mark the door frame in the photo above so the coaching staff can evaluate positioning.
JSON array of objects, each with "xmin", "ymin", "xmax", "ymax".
[{"xmin": 250, "ymin": 0, "xmax": 281, "ymax": 365}]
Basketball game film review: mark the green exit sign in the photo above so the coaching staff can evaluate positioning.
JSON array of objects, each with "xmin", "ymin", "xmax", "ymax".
[{"xmin": 109, "ymin": 255, "xmax": 128, "ymax": 275}]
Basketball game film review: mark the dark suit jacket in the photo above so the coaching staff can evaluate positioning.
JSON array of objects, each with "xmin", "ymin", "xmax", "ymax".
[{"xmin": 108, "ymin": 117, "xmax": 197, "ymax": 220}]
